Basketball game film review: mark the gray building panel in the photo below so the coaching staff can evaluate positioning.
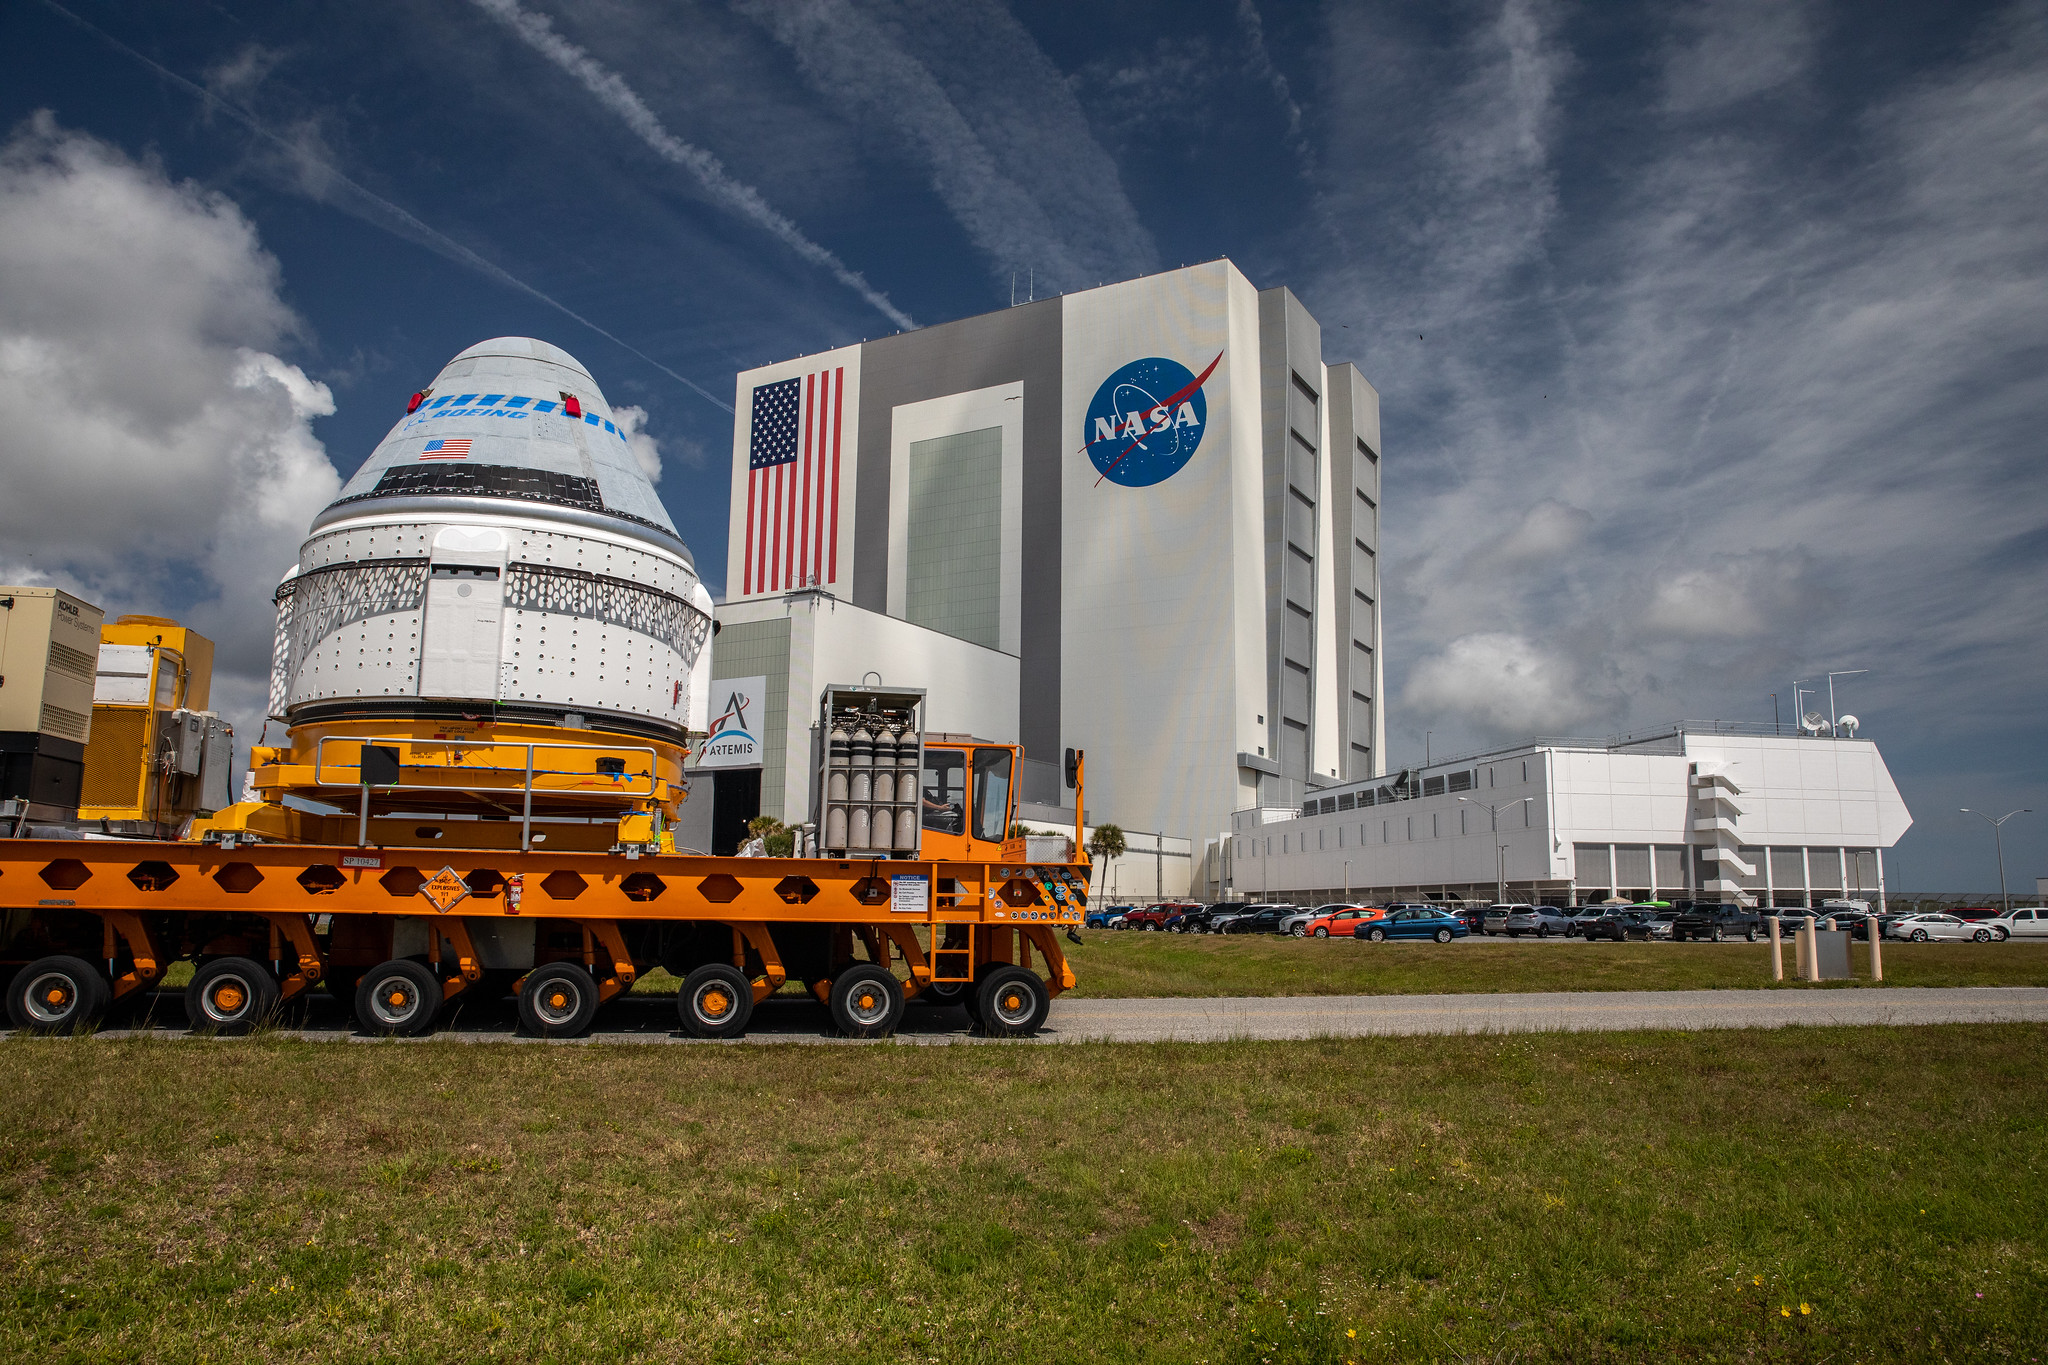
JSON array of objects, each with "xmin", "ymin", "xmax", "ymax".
[
  {"xmin": 1327, "ymin": 362, "xmax": 1381, "ymax": 781},
  {"xmin": 1256, "ymin": 287, "xmax": 1324, "ymax": 788},
  {"xmin": 855, "ymin": 298, "xmax": 1063, "ymax": 761}
]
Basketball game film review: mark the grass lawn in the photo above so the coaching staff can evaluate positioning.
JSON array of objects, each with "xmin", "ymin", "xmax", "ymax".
[
  {"xmin": 965, "ymin": 934, "xmax": 2047, "ymax": 1000},
  {"xmin": 3, "ymin": 1025, "xmax": 2043, "ymax": 1362}
]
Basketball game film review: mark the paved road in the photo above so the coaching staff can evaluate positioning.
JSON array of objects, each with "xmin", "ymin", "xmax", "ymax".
[{"xmin": 70, "ymin": 984, "xmax": 2048, "ymax": 1045}]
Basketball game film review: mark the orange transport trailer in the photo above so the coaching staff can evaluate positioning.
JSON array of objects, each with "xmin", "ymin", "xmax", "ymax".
[{"xmin": 0, "ymin": 736, "xmax": 1092, "ymax": 1041}]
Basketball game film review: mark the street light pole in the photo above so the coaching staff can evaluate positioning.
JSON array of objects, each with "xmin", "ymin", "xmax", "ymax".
[
  {"xmin": 1961, "ymin": 808, "xmax": 2031, "ymax": 914},
  {"xmin": 1460, "ymin": 796, "xmax": 1533, "ymax": 904}
]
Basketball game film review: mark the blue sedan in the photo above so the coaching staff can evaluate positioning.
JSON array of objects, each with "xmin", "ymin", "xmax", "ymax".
[{"xmin": 1354, "ymin": 907, "xmax": 1470, "ymax": 943}]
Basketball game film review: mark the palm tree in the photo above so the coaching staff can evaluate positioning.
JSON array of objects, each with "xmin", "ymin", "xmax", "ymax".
[{"xmin": 1085, "ymin": 822, "xmax": 1126, "ymax": 888}]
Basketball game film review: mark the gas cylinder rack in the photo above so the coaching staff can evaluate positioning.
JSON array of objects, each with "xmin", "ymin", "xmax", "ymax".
[{"xmin": 816, "ymin": 684, "xmax": 925, "ymax": 860}]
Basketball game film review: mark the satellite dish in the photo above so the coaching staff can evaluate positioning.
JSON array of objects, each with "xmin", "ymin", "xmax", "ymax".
[
  {"xmin": 1799, "ymin": 712, "xmax": 1828, "ymax": 735},
  {"xmin": 1838, "ymin": 714, "xmax": 1859, "ymax": 736}
]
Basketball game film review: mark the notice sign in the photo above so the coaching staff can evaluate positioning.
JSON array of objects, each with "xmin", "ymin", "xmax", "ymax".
[
  {"xmin": 890, "ymin": 874, "xmax": 930, "ymax": 915},
  {"xmin": 697, "ymin": 676, "xmax": 767, "ymax": 769}
]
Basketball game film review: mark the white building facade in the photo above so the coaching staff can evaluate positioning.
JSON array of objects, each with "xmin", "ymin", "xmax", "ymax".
[
  {"xmin": 707, "ymin": 261, "xmax": 1385, "ymax": 853},
  {"xmin": 1223, "ymin": 725, "xmax": 1913, "ymax": 909}
]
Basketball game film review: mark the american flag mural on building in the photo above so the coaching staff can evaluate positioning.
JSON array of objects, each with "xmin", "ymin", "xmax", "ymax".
[{"xmin": 743, "ymin": 366, "xmax": 844, "ymax": 595}]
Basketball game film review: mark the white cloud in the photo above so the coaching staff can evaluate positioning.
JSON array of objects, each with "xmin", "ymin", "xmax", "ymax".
[
  {"xmin": 1662, "ymin": 0, "xmax": 1815, "ymax": 114},
  {"xmin": 471, "ymin": 0, "xmax": 915, "ymax": 332},
  {"xmin": 612, "ymin": 403, "xmax": 662, "ymax": 483},
  {"xmin": 1401, "ymin": 633, "xmax": 1618, "ymax": 738},
  {"xmin": 1314, "ymin": 0, "xmax": 2048, "ymax": 769},
  {"xmin": 734, "ymin": 0, "xmax": 1156, "ymax": 295},
  {"xmin": 0, "ymin": 112, "xmax": 339, "ymax": 736}
]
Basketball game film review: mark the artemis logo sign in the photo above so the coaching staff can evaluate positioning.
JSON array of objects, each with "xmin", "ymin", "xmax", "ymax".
[
  {"xmin": 1081, "ymin": 352, "xmax": 1222, "ymax": 487},
  {"xmin": 696, "ymin": 675, "xmax": 766, "ymax": 770}
]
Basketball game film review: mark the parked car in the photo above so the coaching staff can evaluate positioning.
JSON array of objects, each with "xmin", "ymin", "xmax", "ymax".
[
  {"xmin": 1577, "ymin": 908, "xmax": 1636, "ymax": 941},
  {"xmin": 1886, "ymin": 913, "xmax": 2001, "ymax": 943},
  {"xmin": 1152, "ymin": 902, "xmax": 1204, "ymax": 932},
  {"xmin": 1084, "ymin": 904, "xmax": 1131, "ymax": 929},
  {"xmin": 1624, "ymin": 910, "xmax": 1679, "ymax": 941},
  {"xmin": 1301, "ymin": 905, "xmax": 1384, "ymax": 938},
  {"xmin": 1480, "ymin": 903, "xmax": 1525, "ymax": 936},
  {"xmin": 1988, "ymin": 907, "xmax": 2048, "ymax": 939},
  {"xmin": 1947, "ymin": 906, "xmax": 2006, "ymax": 923},
  {"xmin": 1119, "ymin": 905, "xmax": 1172, "ymax": 931},
  {"xmin": 1503, "ymin": 905, "xmax": 1577, "ymax": 938},
  {"xmin": 1355, "ymin": 906, "xmax": 1470, "ymax": 943},
  {"xmin": 1218, "ymin": 904, "xmax": 1300, "ymax": 935},
  {"xmin": 1282, "ymin": 905, "xmax": 1339, "ymax": 936},
  {"xmin": 1670, "ymin": 903, "xmax": 1769, "ymax": 942},
  {"xmin": 1176, "ymin": 902, "xmax": 1248, "ymax": 934}
]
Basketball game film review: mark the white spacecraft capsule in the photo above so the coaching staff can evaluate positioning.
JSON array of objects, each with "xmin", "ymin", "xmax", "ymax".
[{"xmin": 268, "ymin": 338, "xmax": 714, "ymax": 745}]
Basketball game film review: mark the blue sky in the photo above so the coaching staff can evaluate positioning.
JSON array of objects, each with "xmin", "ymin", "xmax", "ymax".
[{"xmin": 1, "ymin": 0, "xmax": 2042, "ymax": 892}]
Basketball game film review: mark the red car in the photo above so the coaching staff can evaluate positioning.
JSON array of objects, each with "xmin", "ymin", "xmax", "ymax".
[
  {"xmin": 1120, "ymin": 905, "xmax": 1184, "ymax": 931},
  {"xmin": 1299, "ymin": 905, "xmax": 1386, "ymax": 938}
]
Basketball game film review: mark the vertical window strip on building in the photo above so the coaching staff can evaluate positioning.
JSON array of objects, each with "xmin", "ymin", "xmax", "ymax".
[{"xmin": 904, "ymin": 427, "xmax": 1002, "ymax": 649}]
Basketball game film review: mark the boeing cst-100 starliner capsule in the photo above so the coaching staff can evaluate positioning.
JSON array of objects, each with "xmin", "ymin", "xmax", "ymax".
[{"xmin": 261, "ymin": 338, "xmax": 713, "ymax": 824}]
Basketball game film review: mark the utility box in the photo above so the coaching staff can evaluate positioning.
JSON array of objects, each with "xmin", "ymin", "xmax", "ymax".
[{"xmin": 0, "ymin": 586, "xmax": 106, "ymax": 819}]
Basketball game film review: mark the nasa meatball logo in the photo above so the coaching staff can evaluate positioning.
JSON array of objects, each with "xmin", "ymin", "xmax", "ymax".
[{"xmin": 1082, "ymin": 351, "xmax": 1222, "ymax": 487}]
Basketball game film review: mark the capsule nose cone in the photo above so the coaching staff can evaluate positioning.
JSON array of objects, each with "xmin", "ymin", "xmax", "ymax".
[{"xmin": 318, "ymin": 336, "xmax": 677, "ymax": 541}]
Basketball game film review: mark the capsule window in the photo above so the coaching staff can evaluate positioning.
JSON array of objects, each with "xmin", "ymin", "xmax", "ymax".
[{"xmin": 430, "ymin": 565, "xmax": 500, "ymax": 579}]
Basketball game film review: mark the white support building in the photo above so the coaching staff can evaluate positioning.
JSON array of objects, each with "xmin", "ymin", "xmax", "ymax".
[{"xmin": 1221, "ymin": 724, "xmax": 1912, "ymax": 908}]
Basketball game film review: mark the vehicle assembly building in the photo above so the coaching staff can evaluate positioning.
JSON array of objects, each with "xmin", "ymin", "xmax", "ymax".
[{"xmin": 706, "ymin": 259, "xmax": 1386, "ymax": 865}]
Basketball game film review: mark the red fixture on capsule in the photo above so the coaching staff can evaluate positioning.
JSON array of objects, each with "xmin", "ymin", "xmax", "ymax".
[
  {"xmin": 406, "ymin": 391, "xmax": 428, "ymax": 413},
  {"xmin": 561, "ymin": 393, "xmax": 582, "ymax": 418}
]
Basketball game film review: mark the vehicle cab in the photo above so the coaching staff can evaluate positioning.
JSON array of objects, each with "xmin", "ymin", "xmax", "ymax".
[{"xmin": 915, "ymin": 736, "xmax": 1022, "ymax": 863}]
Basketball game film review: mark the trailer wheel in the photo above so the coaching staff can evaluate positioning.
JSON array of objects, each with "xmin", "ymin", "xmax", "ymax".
[
  {"xmin": 828, "ymin": 964, "xmax": 903, "ymax": 1038},
  {"xmin": 678, "ymin": 963, "xmax": 753, "ymax": 1039},
  {"xmin": 520, "ymin": 963, "xmax": 599, "ymax": 1038},
  {"xmin": 354, "ymin": 960, "xmax": 442, "ymax": 1037},
  {"xmin": 8, "ymin": 955, "xmax": 110, "ymax": 1035},
  {"xmin": 186, "ymin": 956, "xmax": 279, "ymax": 1035},
  {"xmin": 976, "ymin": 966, "xmax": 1049, "ymax": 1037}
]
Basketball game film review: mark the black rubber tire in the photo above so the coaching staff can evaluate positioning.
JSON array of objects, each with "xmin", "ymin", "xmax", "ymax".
[
  {"xmin": 354, "ymin": 959, "xmax": 442, "ymax": 1037},
  {"xmin": 518, "ymin": 962, "xmax": 600, "ymax": 1038},
  {"xmin": 1365, "ymin": 927, "xmax": 1388, "ymax": 943},
  {"xmin": 1711, "ymin": 927, "xmax": 1726, "ymax": 943},
  {"xmin": 678, "ymin": 963, "xmax": 753, "ymax": 1038},
  {"xmin": 829, "ymin": 963, "xmax": 904, "ymax": 1039},
  {"xmin": 185, "ymin": 956, "xmax": 279, "ymax": 1035},
  {"xmin": 1435, "ymin": 928, "xmax": 1454, "ymax": 943},
  {"xmin": 975, "ymin": 965, "xmax": 1050, "ymax": 1037},
  {"xmin": 1746, "ymin": 928, "xmax": 1761, "ymax": 942},
  {"xmin": 1314, "ymin": 927, "xmax": 1330, "ymax": 938},
  {"xmin": 1974, "ymin": 928, "xmax": 1992, "ymax": 943},
  {"xmin": 7, "ymin": 955, "xmax": 110, "ymax": 1035},
  {"xmin": 1911, "ymin": 930, "xmax": 1928, "ymax": 943},
  {"xmin": 1995, "ymin": 927, "xmax": 2010, "ymax": 942}
]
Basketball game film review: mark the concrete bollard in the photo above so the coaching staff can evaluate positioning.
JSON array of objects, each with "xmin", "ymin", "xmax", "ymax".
[
  {"xmin": 1769, "ymin": 912, "xmax": 1784, "ymax": 981},
  {"xmin": 1802, "ymin": 914, "xmax": 1821, "ymax": 982},
  {"xmin": 1868, "ymin": 914, "xmax": 1883, "ymax": 982}
]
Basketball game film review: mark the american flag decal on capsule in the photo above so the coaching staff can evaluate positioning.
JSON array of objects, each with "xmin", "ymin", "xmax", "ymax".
[{"xmin": 420, "ymin": 438, "xmax": 472, "ymax": 460}]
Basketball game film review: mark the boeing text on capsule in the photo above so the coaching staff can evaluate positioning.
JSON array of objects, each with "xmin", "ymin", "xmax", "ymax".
[{"xmin": 1081, "ymin": 352, "xmax": 1222, "ymax": 487}]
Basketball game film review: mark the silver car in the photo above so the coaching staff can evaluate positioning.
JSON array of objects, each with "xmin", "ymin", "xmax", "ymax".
[
  {"xmin": 1503, "ymin": 905, "xmax": 1575, "ymax": 938},
  {"xmin": 1885, "ymin": 913, "xmax": 2001, "ymax": 943},
  {"xmin": 1480, "ymin": 903, "xmax": 1525, "ymax": 936}
]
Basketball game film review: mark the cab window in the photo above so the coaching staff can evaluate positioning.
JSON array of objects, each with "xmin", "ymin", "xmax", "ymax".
[
  {"xmin": 922, "ymin": 751, "xmax": 966, "ymax": 835},
  {"xmin": 971, "ymin": 747, "xmax": 1013, "ymax": 843}
]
